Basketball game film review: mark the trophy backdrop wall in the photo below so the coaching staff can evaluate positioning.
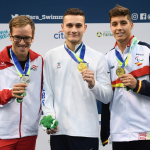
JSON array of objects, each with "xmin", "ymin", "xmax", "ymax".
[{"xmin": 0, "ymin": 0, "xmax": 150, "ymax": 149}]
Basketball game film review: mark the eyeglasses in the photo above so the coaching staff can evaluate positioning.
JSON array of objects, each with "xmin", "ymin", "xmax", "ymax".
[{"xmin": 11, "ymin": 35, "xmax": 33, "ymax": 42}]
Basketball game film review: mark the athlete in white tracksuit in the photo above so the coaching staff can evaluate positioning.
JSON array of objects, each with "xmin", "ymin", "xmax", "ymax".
[
  {"xmin": 106, "ymin": 38, "xmax": 150, "ymax": 142},
  {"xmin": 101, "ymin": 4, "xmax": 150, "ymax": 150},
  {"xmin": 43, "ymin": 8, "xmax": 113, "ymax": 150},
  {"xmin": 43, "ymin": 43, "xmax": 113, "ymax": 137}
]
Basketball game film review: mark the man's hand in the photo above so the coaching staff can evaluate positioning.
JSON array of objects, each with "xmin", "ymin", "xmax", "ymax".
[
  {"xmin": 118, "ymin": 74, "xmax": 137, "ymax": 89},
  {"xmin": 46, "ymin": 126, "xmax": 59, "ymax": 134},
  {"xmin": 11, "ymin": 83, "xmax": 28, "ymax": 99},
  {"xmin": 81, "ymin": 69, "xmax": 95, "ymax": 88}
]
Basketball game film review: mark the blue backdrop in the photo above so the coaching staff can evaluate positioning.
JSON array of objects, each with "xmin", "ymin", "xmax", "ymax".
[{"xmin": 0, "ymin": 0, "xmax": 150, "ymax": 23}]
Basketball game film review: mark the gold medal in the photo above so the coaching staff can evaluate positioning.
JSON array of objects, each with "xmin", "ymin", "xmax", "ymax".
[
  {"xmin": 78, "ymin": 62, "xmax": 88, "ymax": 72},
  {"xmin": 116, "ymin": 67, "xmax": 125, "ymax": 76}
]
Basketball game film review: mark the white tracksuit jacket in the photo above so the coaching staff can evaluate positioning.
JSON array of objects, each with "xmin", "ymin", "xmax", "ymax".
[
  {"xmin": 0, "ymin": 45, "xmax": 43, "ymax": 139},
  {"xmin": 42, "ymin": 43, "xmax": 113, "ymax": 138},
  {"xmin": 106, "ymin": 38, "xmax": 150, "ymax": 141}
]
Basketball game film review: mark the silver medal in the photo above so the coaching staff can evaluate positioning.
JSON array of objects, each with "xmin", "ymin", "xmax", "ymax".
[{"xmin": 20, "ymin": 76, "xmax": 30, "ymax": 85}]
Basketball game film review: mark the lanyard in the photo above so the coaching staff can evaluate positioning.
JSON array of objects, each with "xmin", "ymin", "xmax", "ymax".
[
  {"xmin": 64, "ymin": 42, "xmax": 86, "ymax": 64},
  {"xmin": 10, "ymin": 48, "xmax": 30, "ymax": 77},
  {"xmin": 115, "ymin": 37, "xmax": 138, "ymax": 68}
]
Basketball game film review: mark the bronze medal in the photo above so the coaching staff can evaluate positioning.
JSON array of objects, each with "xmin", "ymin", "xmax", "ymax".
[
  {"xmin": 116, "ymin": 67, "xmax": 125, "ymax": 76},
  {"xmin": 78, "ymin": 62, "xmax": 88, "ymax": 72}
]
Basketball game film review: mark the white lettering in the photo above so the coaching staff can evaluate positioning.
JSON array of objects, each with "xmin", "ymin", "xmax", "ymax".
[
  {"xmin": 11, "ymin": 14, "xmax": 63, "ymax": 20},
  {"xmin": 59, "ymin": 16, "xmax": 63, "ymax": 19},
  {"xmin": 11, "ymin": 14, "xmax": 18, "ymax": 18},
  {"xmin": 42, "ymin": 15, "xmax": 45, "ymax": 19},
  {"xmin": 53, "ymin": 16, "xmax": 59, "ymax": 19},
  {"xmin": 45, "ymin": 16, "xmax": 51, "ymax": 19}
]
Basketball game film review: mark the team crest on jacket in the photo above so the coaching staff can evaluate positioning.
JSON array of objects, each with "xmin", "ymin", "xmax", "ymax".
[
  {"xmin": 31, "ymin": 65, "xmax": 38, "ymax": 71},
  {"xmin": 135, "ymin": 56, "xmax": 144, "ymax": 66},
  {"xmin": 57, "ymin": 62, "xmax": 61, "ymax": 68}
]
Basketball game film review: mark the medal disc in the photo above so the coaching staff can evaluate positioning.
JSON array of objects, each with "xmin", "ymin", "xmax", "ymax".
[
  {"xmin": 116, "ymin": 67, "xmax": 125, "ymax": 76},
  {"xmin": 78, "ymin": 63, "xmax": 88, "ymax": 72},
  {"xmin": 20, "ymin": 76, "xmax": 30, "ymax": 85}
]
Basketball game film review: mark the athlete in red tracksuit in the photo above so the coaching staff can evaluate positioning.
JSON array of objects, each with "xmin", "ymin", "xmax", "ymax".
[{"xmin": 0, "ymin": 16, "xmax": 43, "ymax": 150}]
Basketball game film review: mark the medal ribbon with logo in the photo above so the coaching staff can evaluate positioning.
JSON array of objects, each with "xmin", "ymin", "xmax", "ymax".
[
  {"xmin": 64, "ymin": 42, "xmax": 88, "ymax": 72},
  {"xmin": 10, "ymin": 48, "xmax": 30, "ymax": 103},
  {"xmin": 115, "ymin": 36, "xmax": 138, "ymax": 90}
]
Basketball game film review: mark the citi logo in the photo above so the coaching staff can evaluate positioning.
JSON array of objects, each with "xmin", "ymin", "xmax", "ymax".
[
  {"xmin": 54, "ymin": 31, "xmax": 65, "ymax": 39},
  {"xmin": 31, "ymin": 65, "xmax": 38, "ymax": 71}
]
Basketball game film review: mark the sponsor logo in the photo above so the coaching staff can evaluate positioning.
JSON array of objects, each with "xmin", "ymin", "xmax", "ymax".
[
  {"xmin": 135, "ymin": 56, "xmax": 143, "ymax": 66},
  {"xmin": 138, "ymin": 132, "xmax": 150, "ymax": 140},
  {"xmin": 132, "ymin": 13, "xmax": 138, "ymax": 20},
  {"xmin": 0, "ymin": 62, "xmax": 6, "ymax": 66},
  {"xmin": 11, "ymin": 14, "xmax": 63, "ymax": 20},
  {"xmin": 0, "ymin": 30, "xmax": 9, "ymax": 40},
  {"xmin": 57, "ymin": 62, "xmax": 61, "ymax": 68},
  {"xmin": 103, "ymin": 31, "xmax": 113, "ymax": 37},
  {"xmin": 97, "ymin": 32, "xmax": 102, "ymax": 37},
  {"xmin": 31, "ymin": 65, "xmax": 38, "ymax": 71},
  {"xmin": 97, "ymin": 31, "xmax": 113, "ymax": 37},
  {"xmin": 54, "ymin": 31, "xmax": 65, "ymax": 39}
]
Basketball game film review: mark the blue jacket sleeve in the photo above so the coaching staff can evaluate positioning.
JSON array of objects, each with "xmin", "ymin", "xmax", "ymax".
[{"xmin": 133, "ymin": 80, "xmax": 150, "ymax": 96}]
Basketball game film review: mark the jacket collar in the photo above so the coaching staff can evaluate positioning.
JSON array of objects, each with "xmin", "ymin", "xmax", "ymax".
[
  {"xmin": 114, "ymin": 35, "xmax": 134, "ymax": 48},
  {"xmin": 0, "ymin": 45, "xmax": 40, "ymax": 63}
]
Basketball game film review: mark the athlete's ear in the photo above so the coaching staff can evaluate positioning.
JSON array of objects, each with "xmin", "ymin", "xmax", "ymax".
[
  {"xmin": 9, "ymin": 33, "xmax": 12, "ymax": 42},
  {"xmin": 131, "ymin": 22, "xmax": 134, "ymax": 30},
  {"xmin": 32, "ymin": 35, "xmax": 35, "ymax": 43},
  {"xmin": 61, "ymin": 24, "xmax": 64, "ymax": 32},
  {"xmin": 84, "ymin": 24, "xmax": 87, "ymax": 32}
]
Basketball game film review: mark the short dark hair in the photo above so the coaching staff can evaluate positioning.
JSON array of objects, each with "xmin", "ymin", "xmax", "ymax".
[
  {"xmin": 9, "ymin": 15, "xmax": 35, "ymax": 36},
  {"xmin": 109, "ymin": 4, "xmax": 131, "ymax": 22},
  {"xmin": 63, "ymin": 8, "xmax": 85, "ymax": 23}
]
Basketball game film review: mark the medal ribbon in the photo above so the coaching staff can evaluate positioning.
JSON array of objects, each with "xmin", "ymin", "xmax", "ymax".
[
  {"xmin": 115, "ymin": 37, "xmax": 138, "ymax": 68},
  {"xmin": 64, "ymin": 42, "xmax": 86, "ymax": 64},
  {"xmin": 10, "ymin": 48, "xmax": 30, "ymax": 77}
]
